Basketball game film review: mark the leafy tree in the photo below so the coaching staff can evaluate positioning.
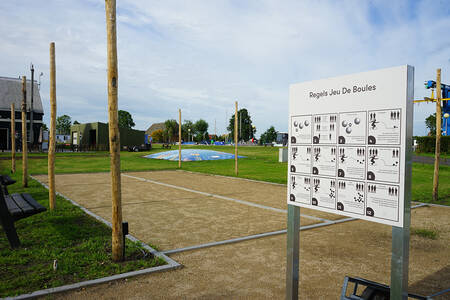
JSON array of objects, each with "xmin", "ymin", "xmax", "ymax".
[
  {"xmin": 41, "ymin": 123, "xmax": 48, "ymax": 131},
  {"xmin": 227, "ymin": 108, "xmax": 256, "ymax": 142},
  {"xmin": 118, "ymin": 110, "xmax": 135, "ymax": 129},
  {"xmin": 194, "ymin": 119, "xmax": 209, "ymax": 142},
  {"xmin": 425, "ymin": 113, "xmax": 444, "ymax": 136},
  {"xmin": 151, "ymin": 129, "xmax": 164, "ymax": 143},
  {"xmin": 164, "ymin": 119, "xmax": 179, "ymax": 143},
  {"xmin": 56, "ymin": 115, "xmax": 71, "ymax": 135},
  {"xmin": 260, "ymin": 126, "xmax": 277, "ymax": 144},
  {"xmin": 73, "ymin": 120, "xmax": 80, "ymax": 125},
  {"xmin": 181, "ymin": 120, "xmax": 194, "ymax": 142}
]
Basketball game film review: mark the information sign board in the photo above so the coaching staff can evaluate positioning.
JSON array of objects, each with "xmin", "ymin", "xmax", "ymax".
[{"xmin": 288, "ymin": 65, "xmax": 413, "ymax": 227}]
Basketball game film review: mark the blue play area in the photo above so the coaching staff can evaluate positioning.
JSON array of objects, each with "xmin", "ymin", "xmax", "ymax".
[{"xmin": 145, "ymin": 149, "xmax": 245, "ymax": 161}]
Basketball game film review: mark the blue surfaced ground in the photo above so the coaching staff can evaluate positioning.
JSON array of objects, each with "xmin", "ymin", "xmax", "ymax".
[{"xmin": 145, "ymin": 149, "xmax": 245, "ymax": 161}]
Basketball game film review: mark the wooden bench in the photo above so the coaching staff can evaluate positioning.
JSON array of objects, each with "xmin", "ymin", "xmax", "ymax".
[{"xmin": 0, "ymin": 175, "xmax": 46, "ymax": 248}]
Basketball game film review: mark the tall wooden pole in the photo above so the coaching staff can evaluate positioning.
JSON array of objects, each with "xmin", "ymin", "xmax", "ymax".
[
  {"xmin": 11, "ymin": 103, "xmax": 15, "ymax": 173},
  {"xmin": 48, "ymin": 42, "xmax": 57, "ymax": 210},
  {"xmin": 432, "ymin": 69, "xmax": 442, "ymax": 201},
  {"xmin": 235, "ymin": 101, "xmax": 238, "ymax": 175},
  {"xmin": 105, "ymin": 0, "xmax": 123, "ymax": 262},
  {"xmin": 178, "ymin": 109, "xmax": 181, "ymax": 168},
  {"xmin": 21, "ymin": 77, "xmax": 28, "ymax": 187}
]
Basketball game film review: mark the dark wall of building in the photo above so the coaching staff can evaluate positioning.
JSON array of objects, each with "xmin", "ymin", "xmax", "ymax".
[
  {"xmin": 70, "ymin": 122, "xmax": 145, "ymax": 150},
  {"xmin": 0, "ymin": 111, "xmax": 44, "ymax": 150}
]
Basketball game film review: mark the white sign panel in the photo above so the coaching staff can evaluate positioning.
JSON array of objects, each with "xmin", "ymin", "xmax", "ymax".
[{"xmin": 288, "ymin": 65, "xmax": 413, "ymax": 227}]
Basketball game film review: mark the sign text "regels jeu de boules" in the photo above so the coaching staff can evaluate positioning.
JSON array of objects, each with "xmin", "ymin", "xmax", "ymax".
[{"xmin": 309, "ymin": 84, "xmax": 376, "ymax": 100}]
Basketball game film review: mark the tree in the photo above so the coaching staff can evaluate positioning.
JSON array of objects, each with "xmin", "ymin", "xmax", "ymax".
[
  {"xmin": 181, "ymin": 120, "xmax": 194, "ymax": 141},
  {"xmin": 164, "ymin": 119, "xmax": 179, "ymax": 143},
  {"xmin": 151, "ymin": 129, "xmax": 164, "ymax": 143},
  {"xmin": 56, "ymin": 115, "xmax": 71, "ymax": 135},
  {"xmin": 41, "ymin": 123, "xmax": 48, "ymax": 131},
  {"xmin": 73, "ymin": 120, "xmax": 80, "ymax": 125},
  {"xmin": 194, "ymin": 119, "xmax": 208, "ymax": 142},
  {"xmin": 425, "ymin": 113, "xmax": 444, "ymax": 136},
  {"xmin": 118, "ymin": 110, "xmax": 135, "ymax": 129},
  {"xmin": 260, "ymin": 126, "xmax": 277, "ymax": 144},
  {"xmin": 227, "ymin": 108, "xmax": 256, "ymax": 142}
]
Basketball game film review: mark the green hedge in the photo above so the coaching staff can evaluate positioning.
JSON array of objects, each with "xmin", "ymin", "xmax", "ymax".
[{"xmin": 415, "ymin": 136, "xmax": 450, "ymax": 153}]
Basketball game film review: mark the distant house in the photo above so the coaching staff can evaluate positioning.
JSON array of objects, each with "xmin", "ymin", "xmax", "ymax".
[
  {"xmin": 0, "ymin": 76, "xmax": 44, "ymax": 150},
  {"xmin": 145, "ymin": 122, "xmax": 165, "ymax": 136}
]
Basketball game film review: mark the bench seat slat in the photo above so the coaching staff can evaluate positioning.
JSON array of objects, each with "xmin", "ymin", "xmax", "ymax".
[
  {"xmin": 5, "ymin": 196, "xmax": 23, "ymax": 217},
  {"xmin": 21, "ymin": 193, "xmax": 46, "ymax": 213},
  {"xmin": 11, "ymin": 194, "xmax": 35, "ymax": 215}
]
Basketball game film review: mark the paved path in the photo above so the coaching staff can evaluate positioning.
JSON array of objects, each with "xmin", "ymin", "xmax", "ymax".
[{"xmin": 413, "ymin": 155, "xmax": 450, "ymax": 165}]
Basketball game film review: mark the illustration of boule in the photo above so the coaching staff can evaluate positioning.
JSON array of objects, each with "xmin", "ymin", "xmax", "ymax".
[{"xmin": 342, "ymin": 120, "xmax": 348, "ymax": 127}]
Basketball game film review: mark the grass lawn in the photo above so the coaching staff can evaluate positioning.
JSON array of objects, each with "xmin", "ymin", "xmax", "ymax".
[{"xmin": 0, "ymin": 171, "xmax": 165, "ymax": 298}]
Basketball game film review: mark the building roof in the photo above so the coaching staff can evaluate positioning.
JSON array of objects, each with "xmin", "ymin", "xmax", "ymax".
[
  {"xmin": 0, "ymin": 76, "xmax": 43, "ymax": 113},
  {"xmin": 146, "ymin": 122, "xmax": 166, "ymax": 135}
]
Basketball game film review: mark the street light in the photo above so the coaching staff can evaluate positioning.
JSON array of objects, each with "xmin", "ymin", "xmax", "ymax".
[
  {"xmin": 444, "ymin": 113, "xmax": 450, "ymax": 136},
  {"xmin": 188, "ymin": 128, "xmax": 191, "ymax": 142}
]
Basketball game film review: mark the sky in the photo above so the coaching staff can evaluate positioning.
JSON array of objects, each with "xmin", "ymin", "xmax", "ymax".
[{"xmin": 0, "ymin": 0, "xmax": 449, "ymax": 137}]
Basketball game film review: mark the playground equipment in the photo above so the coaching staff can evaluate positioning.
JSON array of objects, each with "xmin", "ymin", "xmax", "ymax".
[{"xmin": 414, "ymin": 79, "xmax": 450, "ymax": 135}]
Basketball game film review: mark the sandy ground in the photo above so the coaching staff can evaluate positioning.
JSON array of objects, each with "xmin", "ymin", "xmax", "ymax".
[{"xmin": 32, "ymin": 171, "xmax": 450, "ymax": 299}]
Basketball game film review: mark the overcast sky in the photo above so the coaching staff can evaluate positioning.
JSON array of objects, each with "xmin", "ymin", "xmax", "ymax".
[{"xmin": 1, "ymin": 0, "xmax": 449, "ymax": 137}]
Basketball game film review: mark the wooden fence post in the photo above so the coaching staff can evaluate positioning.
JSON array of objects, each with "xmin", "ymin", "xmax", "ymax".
[
  {"xmin": 235, "ymin": 101, "xmax": 238, "ymax": 176},
  {"xmin": 432, "ymin": 68, "xmax": 442, "ymax": 201},
  {"xmin": 11, "ymin": 103, "xmax": 15, "ymax": 173},
  {"xmin": 179, "ymin": 109, "xmax": 181, "ymax": 168},
  {"xmin": 48, "ymin": 42, "xmax": 57, "ymax": 210},
  {"xmin": 105, "ymin": 0, "xmax": 123, "ymax": 262},
  {"xmin": 21, "ymin": 77, "xmax": 28, "ymax": 187}
]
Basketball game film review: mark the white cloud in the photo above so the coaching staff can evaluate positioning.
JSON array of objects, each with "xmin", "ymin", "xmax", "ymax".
[{"xmin": 0, "ymin": 0, "xmax": 449, "ymax": 136}]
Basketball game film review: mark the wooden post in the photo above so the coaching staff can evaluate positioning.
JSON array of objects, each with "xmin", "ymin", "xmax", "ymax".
[
  {"xmin": 48, "ymin": 42, "xmax": 57, "ymax": 210},
  {"xmin": 178, "ymin": 109, "xmax": 181, "ymax": 168},
  {"xmin": 105, "ymin": 0, "xmax": 123, "ymax": 262},
  {"xmin": 11, "ymin": 103, "xmax": 15, "ymax": 173},
  {"xmin": 235, "ymin": 101, "xmax": 238, "ymax": 175},
  {"xmin": 433, "ymin": 69, "xmax": 442, "ymax": 201},
  {"xmin": 21, "ymin": 77, "xmax": 28, "ymax": 187}
]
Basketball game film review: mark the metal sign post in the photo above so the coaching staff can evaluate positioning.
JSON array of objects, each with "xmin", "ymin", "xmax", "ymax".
[
  {"xmin": 286, "ymin": 66, "xmax": 414, "ymax": 299},
  {"xmin": 286, "ymin": 204, "xmax": 300, "ymax": 300},
  {"xmin": 390, "ymin": 65, "xmax": 414, "ymax": 300}
]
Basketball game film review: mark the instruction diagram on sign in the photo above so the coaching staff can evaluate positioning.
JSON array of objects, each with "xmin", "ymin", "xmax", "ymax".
[
  {"xmin": 288, "ymin": 66, "xmax": 413, "ymax": 227},
  {"xmin": 313, "ymin": 114, "xmax": 337, "ymax": 144},
  {"xmin": 337, "ymin": 180, "xmax": 365, "ymax": 215},
  {"xmin": 290, "ymin": 146, "xmax": 311, "ymax": 174},
  {"xmin": 289, "ymin": 174, "xmax": 311, "ymax": 205},
  {"xmin": 366, "ymin": 183, "xmax": 399, "ymax": 221},
  {"xmin": 312, "ymin": 146, "xmax": 337, "ymax": 176},
  {"xmin": 291, "ymin": 115, "xmax": 312, "ymax": 144},
  {"xmin": 338, "ymin": 111, "xmax": 367, "ymax": 144},
  {"xmin": 337, "ymin": 147, "xmax": 366, "ymax": 180},
  {"xmin": 311, "ymin": 177, "xmax": 336, "ymax": 209},
  {"xmin": 367, "ymin": 147, "xmax": 400, "ymax": 183},
  {"xmin": 368, "ymin": 109, "xmax": 401, "ymax": 145}
]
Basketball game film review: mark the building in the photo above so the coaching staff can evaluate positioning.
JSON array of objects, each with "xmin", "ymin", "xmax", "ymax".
[
  {"xmin": 145, "ymin": 122, "xmax": 165, "ymax": 136},
  {"xmin": 0, "ymin": 76, "xmax": 43, "ymax": 150},
  {"xmin": 70, "ymin": 122, "xmax": 146, "ymax": 150}
]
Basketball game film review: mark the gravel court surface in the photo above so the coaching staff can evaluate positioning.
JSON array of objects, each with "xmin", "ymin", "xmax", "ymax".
[
  {"xmin": 32, "ymin": 172, "xmax": 449, "ymax": 299},
  {"xmin": 33, "ymin": 172, "xmax": 319, "ymax": 250},
  {"xmin": 125, "ymin": 170, "xmax": 344, "ymax": 221},
  {"xmin": 49, "ymin": 205, "xmax": 449, "ymax": 299}
]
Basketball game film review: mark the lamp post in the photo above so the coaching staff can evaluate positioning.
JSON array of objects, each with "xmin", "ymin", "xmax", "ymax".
[
  {"xmin": 444, "ymin": 113, "xmax": 450, "ymax": 136},
  {"xmin": 188, "ymin": 128, "xmax": 191, "ymax": 142}
]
